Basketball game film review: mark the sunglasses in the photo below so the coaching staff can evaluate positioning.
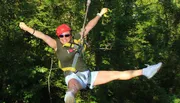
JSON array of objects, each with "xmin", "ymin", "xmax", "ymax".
[{"xmin": 59, "ymin": 34, "xmax": 71, "ymax": 38}]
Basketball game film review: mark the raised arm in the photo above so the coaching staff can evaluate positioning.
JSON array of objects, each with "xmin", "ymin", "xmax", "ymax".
[
  {"xmin": 19, "ymin": 22, "xmax": 57, "ymax": 50},
  {"xmin": 80, "ymin": 8, "xmax": 108, "ymax": 36}
]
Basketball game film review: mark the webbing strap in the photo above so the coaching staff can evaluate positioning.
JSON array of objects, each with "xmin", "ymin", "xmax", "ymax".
[
  {"xmin": 72, "ymin": 53, "xmax": 80, "ymax": 68},
  {"xmin": 87, "ymin": 70, "xmax": 91, "ymax": 88},
  {"xmin": 61, "ymin": 67, "xmax": 76, "ymax": 72}
]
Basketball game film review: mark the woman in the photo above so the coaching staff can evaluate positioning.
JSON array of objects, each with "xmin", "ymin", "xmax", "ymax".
[{"xmin": 19, "ymin": 8, "xmax": 162, "ymax": 103}]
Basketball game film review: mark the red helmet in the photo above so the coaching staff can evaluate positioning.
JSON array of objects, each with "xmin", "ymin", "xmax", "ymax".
[{"xmin": 56, "ymin": 24, "xmax": 71, "ymax": 36}]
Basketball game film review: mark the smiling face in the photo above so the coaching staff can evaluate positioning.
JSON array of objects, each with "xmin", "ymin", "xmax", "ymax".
[{"xmin": 59, "ymin": 31, "xmax": 72, "ymax": 45}]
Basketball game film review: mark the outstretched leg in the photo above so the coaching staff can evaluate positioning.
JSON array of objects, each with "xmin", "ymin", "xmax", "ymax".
[
  {"xmin": 93, "ymin": 69, "xmax": 142, "ymax": 86},
  {"xmin": 93, "ymin": 62, "xmax": 162, "ymax": 86}
]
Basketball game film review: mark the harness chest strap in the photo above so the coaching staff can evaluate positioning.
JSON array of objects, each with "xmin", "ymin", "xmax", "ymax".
[
  {"xmin": 63, "ymin": 39, "xmax": 86, "ymax": 53},
  {"xmin": 59, "ymin": 39, "xmax": 86, "ymax": 72}
]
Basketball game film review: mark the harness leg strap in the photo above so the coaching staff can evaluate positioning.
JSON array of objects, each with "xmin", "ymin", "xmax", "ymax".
[
  {"xmin": 87, "ymin": 70, "xmax": 91, "ymax": 89},
  {"xmin": 75, "ymin": 70, "xmax": 91, "ymax": 89}
]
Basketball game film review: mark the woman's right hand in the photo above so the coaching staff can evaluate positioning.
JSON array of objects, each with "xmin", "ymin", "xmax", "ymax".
[{"xmin": 19, "ymin": 22, "xmax": 28, "ymax": 31}]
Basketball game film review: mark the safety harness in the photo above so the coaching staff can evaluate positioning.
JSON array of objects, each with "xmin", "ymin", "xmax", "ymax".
[
  {"xmin": 59, "ymin": 39, "xmax": 85, "ymax": 72},
  {"xmin": 59, "ymin": 38, "xmax": 91, "ymax": 88}
]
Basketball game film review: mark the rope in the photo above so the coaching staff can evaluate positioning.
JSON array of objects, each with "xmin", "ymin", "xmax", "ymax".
[
  {"xmin": 81, "ymin": 0, "xmax": 91, "ymax": 40},
  {"xmin": 48, "ymin": 57, "xmax": 53, "ymax": 103}
]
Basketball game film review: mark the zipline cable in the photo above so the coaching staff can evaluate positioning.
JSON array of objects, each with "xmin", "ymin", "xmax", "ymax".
[{"xmin": 81, "ymin": 0, "xmax": 91, "ymax": 40}]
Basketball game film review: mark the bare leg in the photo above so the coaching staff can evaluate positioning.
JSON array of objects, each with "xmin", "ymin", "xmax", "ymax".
[
  {"xmin": 64, "ymin": 79, "xmax": 82, "ymax": 103},
  {"xmin": 67, "ymin": 79, "xmax": 82, "ymax": 95},
  {"xmin": 93, "ymin": 69, "xmax": 142, "ymax": 86}
]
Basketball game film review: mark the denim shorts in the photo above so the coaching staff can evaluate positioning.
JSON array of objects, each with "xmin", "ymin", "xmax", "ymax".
[{"xmin": 65, "ymin": 71, "xmax": 98, "ymax": 89}]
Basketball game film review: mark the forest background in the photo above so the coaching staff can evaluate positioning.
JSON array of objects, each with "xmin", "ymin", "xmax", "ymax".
[{"xmin": 0, "ymin": 0, "xmax": 180, "ymax": 103}]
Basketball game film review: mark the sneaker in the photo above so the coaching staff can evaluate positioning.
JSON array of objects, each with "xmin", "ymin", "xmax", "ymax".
[
  {"xmin": 64, "ymin": 91, "xmax": 75, "ymax": 103},
  {"xmin": 143, "ymin": 62, "xmax": 162, "ymax": 79}
]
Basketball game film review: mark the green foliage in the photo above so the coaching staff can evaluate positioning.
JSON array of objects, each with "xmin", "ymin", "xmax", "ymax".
[{"xmin": 0, "ymin": 0, "xmax": 180, "ymax": 103}]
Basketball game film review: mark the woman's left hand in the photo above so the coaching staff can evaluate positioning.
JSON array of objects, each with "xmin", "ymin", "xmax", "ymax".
[{"xmin": 100, "ymin": 8, "xmax": 108, "ymax": 16}]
